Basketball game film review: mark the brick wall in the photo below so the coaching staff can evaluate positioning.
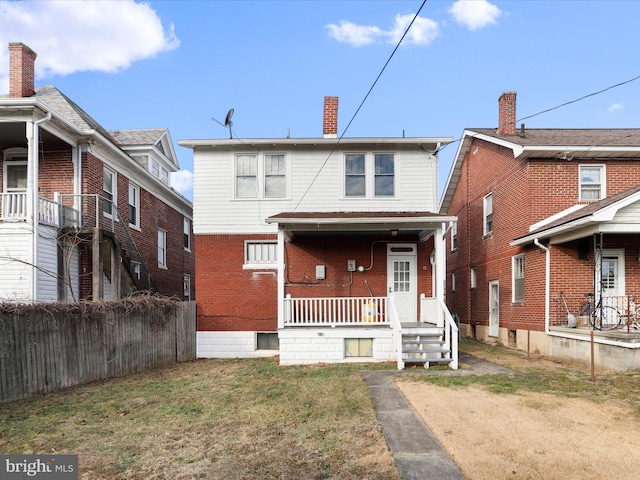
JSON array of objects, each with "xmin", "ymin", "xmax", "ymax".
[
  {"xmin": 196, "ymin": 233, "xmax": 434, "ymax": 332},
  {"xmin": 445, "ymin": 136, "xmax": 640, "ymax": 334}
]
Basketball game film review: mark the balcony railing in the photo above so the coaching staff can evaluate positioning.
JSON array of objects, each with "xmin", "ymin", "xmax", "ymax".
[
  {"xmin": 0, "ymin": 193, "xmax": 61, "ymax": 228},
  {"xmin": 284, "ymin": 295, "xmax": 389, "ymax": 326},
  {"xmin": 0, "ymin": 192, "xmax": 27, "ymax": 221}
]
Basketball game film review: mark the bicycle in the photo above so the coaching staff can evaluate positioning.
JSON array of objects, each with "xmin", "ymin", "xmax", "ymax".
[{"xmin": 578, "ymin": 292, "xmax": 622, "ymax": 331}]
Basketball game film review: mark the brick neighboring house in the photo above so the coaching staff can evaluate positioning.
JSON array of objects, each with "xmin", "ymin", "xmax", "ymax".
[
  {"xmin": 440, "ymin": 91, "xmax": 640, "ymax": 371},
  {"xmin": 180, "ymin": 97, "xmax": 459, "ymax": 368},
  {"xmin": 0, "ymin": 43, "xmax": 194, "ymax": 302}
]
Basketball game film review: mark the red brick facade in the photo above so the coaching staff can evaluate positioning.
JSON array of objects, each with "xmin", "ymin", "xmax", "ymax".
[
  {"xmin": 445, "ymin": 134, "xmax": 640, "ymax": 335},
  {"xmin": 0, "ymin": 144, "xmax": 194, "ymax": 301},
  {"xmin": 196, "ymin": 233, "xmax": 434, "ymax": 332}
]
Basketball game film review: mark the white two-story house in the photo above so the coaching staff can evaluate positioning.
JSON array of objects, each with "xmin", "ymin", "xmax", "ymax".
[{"xmin": 179, "ymin": 97, "xmax": 457, "ymax": 369}]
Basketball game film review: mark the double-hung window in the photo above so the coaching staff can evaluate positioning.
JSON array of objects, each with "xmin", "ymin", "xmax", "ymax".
[
  {"xmin": 103, "ymin": 168, "xmax": 116, "ymax": 218},
  {"xmin": 345, "ymin": 154, "xmax": 366, "ymax": 197},
  {"xmin": 158, "ymin": 229, "xmax": 167, "ymax": 268},
  {"xmin": 512, "ymin": 254, "xmax": 525, "ymax": 302},
  {"xmin": 264, "ymin": 154, "xmax": 286, "ymax": 198},
  {"xmin": 235, "ymin": 154, "xmax": 258, "ymax": 198},
  {"xmin": 451, "ymin": 221, "xmax": 458, "ymax": 251},
  {"xmin": 345, "ymin": 153, "xmax": 395, "ymax": 198},
  {"xmin": 183, "ymin": 218, "xmax": 191, "ymax": 251},
  {"xmin": 483, "ymin": 193, "xmax": 493, "ymax": 236},
  {"xmin": 128, "ymin": 183, "xmax": 140, "ymax": 228},
  {"xmin": 374, "ymin": 154, "xmax": 394, "ymax": 196},
  {"xmin": 579, "ymin": 165, "xmax": 604, "ymax": 201}
]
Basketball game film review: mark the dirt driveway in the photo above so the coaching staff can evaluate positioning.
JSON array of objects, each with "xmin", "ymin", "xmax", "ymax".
[{"xmin": 396, "ymin": 350, "xmax": 640, "ymax": 480}]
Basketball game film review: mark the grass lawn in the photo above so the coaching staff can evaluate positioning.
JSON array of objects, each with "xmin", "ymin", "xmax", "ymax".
[{"xmin": 0, "ymin": 358, "xmax": 400, "ymax": 480}]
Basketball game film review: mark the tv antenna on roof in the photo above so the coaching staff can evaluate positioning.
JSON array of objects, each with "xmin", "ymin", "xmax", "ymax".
[{"xmin": 211, "ymin": 108, "xmax": 234, "ymax": 138}]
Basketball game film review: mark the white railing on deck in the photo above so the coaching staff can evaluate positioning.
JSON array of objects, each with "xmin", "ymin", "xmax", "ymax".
[
  {"xmin": 0, "ymin": 192, "xmax": 27, "ymax": 221},
  {"xmin": 38, "ymin": 197, "xmax": 59, "ymax": 227},
  {"xmin": 284, "ymin": 295, "xmax": 389, "ymax": 326},
  {"xmin": 0, "ymin": 193, "xmax": 62, "ymax": 227}
]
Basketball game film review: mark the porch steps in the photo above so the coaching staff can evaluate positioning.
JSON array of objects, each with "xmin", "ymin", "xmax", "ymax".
[{"xmin": 401, "ymin": 329, "xmax": 453, "ymax": 367}]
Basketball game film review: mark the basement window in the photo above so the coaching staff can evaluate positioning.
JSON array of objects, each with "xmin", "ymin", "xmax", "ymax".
[
  {"xmin": 345, "ymin": 338, "xmax": 373, "ymax": 357},
  {"xmin": 257, "ymin": 333, "xmax": 279, "ymax": 350}
]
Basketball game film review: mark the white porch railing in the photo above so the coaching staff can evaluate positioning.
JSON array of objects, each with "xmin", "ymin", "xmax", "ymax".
[
  {"xmin": 438, "ymin": 297, "xmax": 459, "ymax": 369},
  {"xmin": 0, "ymin": 192, "xmax": 27, "ymax": 221},
  {"xmin": 284, "ymin": 295, "xmax": 389, "ymax": 326},
  {"xmin": 0, "ymin": 192, "xmax": 59, "ymax": 227}
]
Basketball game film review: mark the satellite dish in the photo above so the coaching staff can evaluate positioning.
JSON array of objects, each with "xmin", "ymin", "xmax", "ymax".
[
  {"xmin": 211, "ymin": 108, "xmax": 235, "ymax": 139},
  {"xmin": 224, "ymin": 108, "xmax": 234, "ymax": 127}
]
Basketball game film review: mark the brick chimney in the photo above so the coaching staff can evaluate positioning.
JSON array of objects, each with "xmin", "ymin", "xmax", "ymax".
[
  {"xmin": 323, "ymin": 96, "xmax": 338, "ymax": 138},
  {"xmin": 9, "ymin": 42, "xmax": 37, "ymax": 98},
  {"xmin": 497, "ymin": 91, "xmax": 517, "ymax": 136}
]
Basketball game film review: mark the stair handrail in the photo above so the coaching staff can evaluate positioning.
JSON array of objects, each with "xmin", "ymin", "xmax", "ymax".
[
  {"xmin": 438, "ymin": 297, "xmax": 459, "ymax": 369},
  {"xmin": 387, "ymin": 294, "xmax": 404, "ymax": 370}
]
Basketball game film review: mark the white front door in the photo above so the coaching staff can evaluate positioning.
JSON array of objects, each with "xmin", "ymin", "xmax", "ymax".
[
  {"xmin": 489, "ymin": 280, "xmax": 499, "ymax": 337},
  {"xmin": 387, "ymin": 244, "xmax": 417, "ymax": 323}
]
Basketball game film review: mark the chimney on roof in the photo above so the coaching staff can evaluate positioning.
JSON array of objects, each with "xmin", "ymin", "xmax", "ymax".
[
  {"xmin": 497, "ymin": 91, "xmax": 517, "ymax": 136},
  {"xmin": 9, "ymin": 42, "xmax": 37, "ymax": 98},
  {"xmin": 323, "ymin": 96, "xmax": 338, "ymax": 138}
]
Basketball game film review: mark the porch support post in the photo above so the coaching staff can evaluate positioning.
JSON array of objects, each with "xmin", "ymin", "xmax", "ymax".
[
  {"xmin": 277, "ymin": 228, "xmax": 285, "ymax": 329},
  {"xmin": 434, "ymin": 224, "xmax": 445, "ymax": 325}
]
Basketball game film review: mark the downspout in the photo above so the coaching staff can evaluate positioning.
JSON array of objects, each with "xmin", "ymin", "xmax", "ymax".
[
  {"xmin": 27, "ymin": 111, "xmax": 52, "ymax": 301},
  {"xmin": 533, "ymin": 238, "xmax": 550, "ymax": 333}
]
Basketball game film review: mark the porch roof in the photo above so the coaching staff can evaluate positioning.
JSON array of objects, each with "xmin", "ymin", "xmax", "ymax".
[
  {"xmin": 511, "ymin": 185, "xmax": 640, "ymax": 246},
  {"xmin": 266, "ymin": 211, "xmax": 456, "ymax": 240}
]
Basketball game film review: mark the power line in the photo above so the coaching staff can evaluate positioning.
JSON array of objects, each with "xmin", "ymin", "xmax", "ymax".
[
  {"xmin": 516, "ymin": 74, "xmax": 640, "ymax": 123},
  {"xmin": 293, "ymin": 0, "xmax": 429, "ymax": 211}
]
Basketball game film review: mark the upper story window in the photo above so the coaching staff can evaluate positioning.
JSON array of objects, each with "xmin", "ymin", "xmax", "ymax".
[
  {"xmin": 345, "ymin": 153, "xmax": 396, "ymax": 198},
  {"xmin": 234, "ymin": 154, "xmax": 288, "ymax": 200},
  {"xmin": 158, "ymin": 229, "xmax": 167, "ymax": 268},
  {"xmin": 103, "ymin": 167, "xmax": 116, "ymax": 218},
  {"xmin": 483, "ymin": 192, "xmax": 493, "ymax": 236},
  {"xmin": 128, "ymin": 183, "xmax": 140, "ymax": 228},
  {"xmin": 183, "ymin": 218, "xmax": 191, "ymax": 251},
  {"xmin": 512, "ymin": 254, "xmax": 525, "ymax": 302},
  {"xmin": 470, "ymin": 267, "xmax": 477, "ymax": 289},
  {"xmin": 374, "ymin": 154, "xmax": 394, "ymax": 196},
  {"xmin": 451, "ymin": 221, "xmax": 458, "ymax": 251},
  {"xmin": 235, "ymin": 154, "xmax": 258, "ymax": 198},
  {"xmin": 345, "ymin": 154, "xmax": 366, "ymax": 197},
  {"xmin": 149, "ymin": 158, "xmax": 169, "ymax": 186},
  {"xmin": 579, "ymin": 165, "xmax": 605, "ymax": 201},
  {"xmin": 264, "ymin": 154, "xmax": 286, "ymax": 198},
  {"xmin": 3, "ymin": 148, "xmax": 28, "ymax": 192},
  {"xmin": 244, "ymin": 240, "xmax": 277, "ymax": 269}
]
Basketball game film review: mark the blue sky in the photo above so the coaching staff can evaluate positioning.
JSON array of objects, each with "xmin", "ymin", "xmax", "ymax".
[{"xmin": 1, "ymin": 0, "xmax": 639, "ymax": 202}]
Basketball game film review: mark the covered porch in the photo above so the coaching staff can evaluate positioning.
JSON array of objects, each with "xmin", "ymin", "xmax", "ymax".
[{"xmin": 266, "ymin": 211, "xmax": 459, "ymax": 369}]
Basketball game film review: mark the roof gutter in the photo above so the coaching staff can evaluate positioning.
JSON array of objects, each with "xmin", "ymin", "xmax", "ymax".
[{"xmin": 533, "ymin": 238, "xmax": 550, "ymax": 333}]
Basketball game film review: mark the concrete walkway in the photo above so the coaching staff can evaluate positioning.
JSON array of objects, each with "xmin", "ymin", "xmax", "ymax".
[{"xmin": 361, "ymin": 353, "xmax": 512, "ymax": 480}]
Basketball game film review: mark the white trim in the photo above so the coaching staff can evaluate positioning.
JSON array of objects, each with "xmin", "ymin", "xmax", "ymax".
[
  {"xmin": 579, "ymin": 164, "xmax": 606, "ymax": 201},
  {"xmin": 157, "ymin": 228, "xmax": 167, "ymax": 268}
]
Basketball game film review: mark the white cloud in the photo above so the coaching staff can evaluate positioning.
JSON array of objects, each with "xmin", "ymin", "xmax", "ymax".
[
  {"xmin": 326, "ymin": 21, "xmax": 383, "ymax": 47},
  {"xmin": 170, "ymin": 170, "xmax": 193, "ymax": 197},
  {"xmin": 608, "ymin": 102, "xmax": 623, "ymax": 112},
  {"xmin": 448, "ymin": 0, "xmax": 502, "ymax": 31},
  {"xmin": 326, "ymin": 14, "xmax": 439, "ymax": 47},
  {"xmin": 0, "ymin": 0, "xmax": 179, "ymax": 92}
]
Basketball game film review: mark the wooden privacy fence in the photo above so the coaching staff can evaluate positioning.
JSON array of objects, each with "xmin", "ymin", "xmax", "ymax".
[{"xmin": 0, "ymin": 299, "xmax": 196, "ymax": 403}]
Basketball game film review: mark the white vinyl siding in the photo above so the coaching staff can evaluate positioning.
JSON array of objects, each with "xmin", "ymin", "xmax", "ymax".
[{"xmin": 192, "ymin": 145, "xmax": 438, "ymax": 235}]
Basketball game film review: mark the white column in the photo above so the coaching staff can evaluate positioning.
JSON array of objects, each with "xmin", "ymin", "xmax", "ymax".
[{"xmin": 277, "ymin": 228, "xmax": 285, "ymax": 329}]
